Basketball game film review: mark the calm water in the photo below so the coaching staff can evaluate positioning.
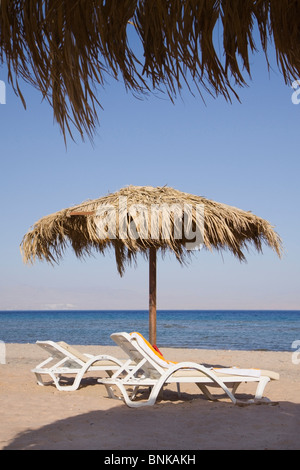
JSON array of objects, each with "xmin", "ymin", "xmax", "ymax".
[{"xmin": 0, "ymin": 310, "xmax": 299, "ymax": 351}]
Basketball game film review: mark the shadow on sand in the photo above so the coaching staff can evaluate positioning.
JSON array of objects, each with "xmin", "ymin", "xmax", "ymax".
[{"xmin": 3, "ymin": 389, "xmax": 300, "ymax": 450}]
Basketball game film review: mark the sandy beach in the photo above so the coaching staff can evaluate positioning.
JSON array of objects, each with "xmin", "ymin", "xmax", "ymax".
[{"xmin": 0, "ymin": 343, "xmax": 299, "ymax": 450}]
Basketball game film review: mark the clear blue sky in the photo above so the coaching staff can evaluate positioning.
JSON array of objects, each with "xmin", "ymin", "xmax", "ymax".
[{"xmin": 0, "ymin": 35, "xmax": 299, "ymax": 311}]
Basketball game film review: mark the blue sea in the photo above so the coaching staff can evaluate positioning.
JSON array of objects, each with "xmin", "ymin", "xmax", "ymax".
[{"xmin": 0, "ymin": 310, "xmax": 299, "ymax": 351}]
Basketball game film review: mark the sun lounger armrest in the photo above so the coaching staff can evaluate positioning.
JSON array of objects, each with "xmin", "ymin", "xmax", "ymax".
[
  {"xmin": 160, "ymin": 361, "xmax": 237, "ymax": 403},
  {"xmin": 83, "ymin": 354, "xmax": 125, "ymax": 368}
]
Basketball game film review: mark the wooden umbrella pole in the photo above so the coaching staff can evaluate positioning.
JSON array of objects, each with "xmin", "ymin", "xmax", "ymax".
[{"xmin": 149, "ymin": 246, "xmax": 157, "ymax": 345}]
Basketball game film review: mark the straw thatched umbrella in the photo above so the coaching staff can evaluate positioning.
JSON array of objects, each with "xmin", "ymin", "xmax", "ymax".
[
  {"xmin": 1, "ymin": 1, "xmax": 300, "ymax": 141},
  {"xmin": 21, "ymin": 185, "xmax": 282, "ymax": 345}
]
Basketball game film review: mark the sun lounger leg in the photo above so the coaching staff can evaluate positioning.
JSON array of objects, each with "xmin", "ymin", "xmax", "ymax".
[
  {"xmin": 104, "ymin": 381, "xmax": 157, "ymax": 407},
  {"xmin": 34, "ymin": 372, "xmax": 45, "ymax": 386},
  {"xmin": 254, "ymin": 377, "xmax": 270, "ymax": 400},
  {"xmin": 46, "ymin": 372, "xmax": 64, "ymax": 390},
  {"xmin": 34, "ymin": 370, "xmax": 63, "ymax": 389},
  {"xmin": 47, "ymin": 360, "xmax": 125, "ymax": 391},
  {"xmin": 36, "ymin": 370, "xmax": 82, "ymax": 391},
  {"xmin": 196, "ymin": 384, "xmax": 218, "ymax": 401},
  {"xmin": 123, "ymin": 367, "xmax": 238, "ymax": 406},
  {"xmin": 130, "ymin": 386, "xmax": 140, "ymax": 400},
  {"xmin": 104, "ymin": 384, "xmax": 122, "ymax": 400},
  {"xmin": 231, "ymin": 383, "xmax": 240, "ymax": 395},
  {"xmin": 166, "ymin": 364, "xmax": 237, "ymax": 404},
  {"xmin": 53, "ymin": 368, "xmax": 99, "ymax": 391}
]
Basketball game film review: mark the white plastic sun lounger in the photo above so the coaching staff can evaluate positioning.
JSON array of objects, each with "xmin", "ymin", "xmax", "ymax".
[
  {"xmin": 32, "ymin": 340, "xmax": 130, "ymax": 391},
  {"xmin": 98, "ymin": 332, "xmax": 279, "ymax": 407}
]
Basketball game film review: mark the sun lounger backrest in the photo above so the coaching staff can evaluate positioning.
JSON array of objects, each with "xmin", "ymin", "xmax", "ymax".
[
  {"xmin": 111, "ymin": 332, "xmax": 169, "ymax": 379},
  {"xmin": 36, "ymin": 341, "xmax": 69, "ymax": 362},
  {"xmin": 36, "ymin": 341, "xmax": 87, "ymax": 366},
  {"xmin": 110, "ymin": 332, "xmax": 146, "ymax": 366},
  {"xmin": 130, "ymin": 332, "xmax": 174, "ymax": 367},
  {"xmin": 57, "ymin": 341, "xmax": 89, "ymax": 364}
]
